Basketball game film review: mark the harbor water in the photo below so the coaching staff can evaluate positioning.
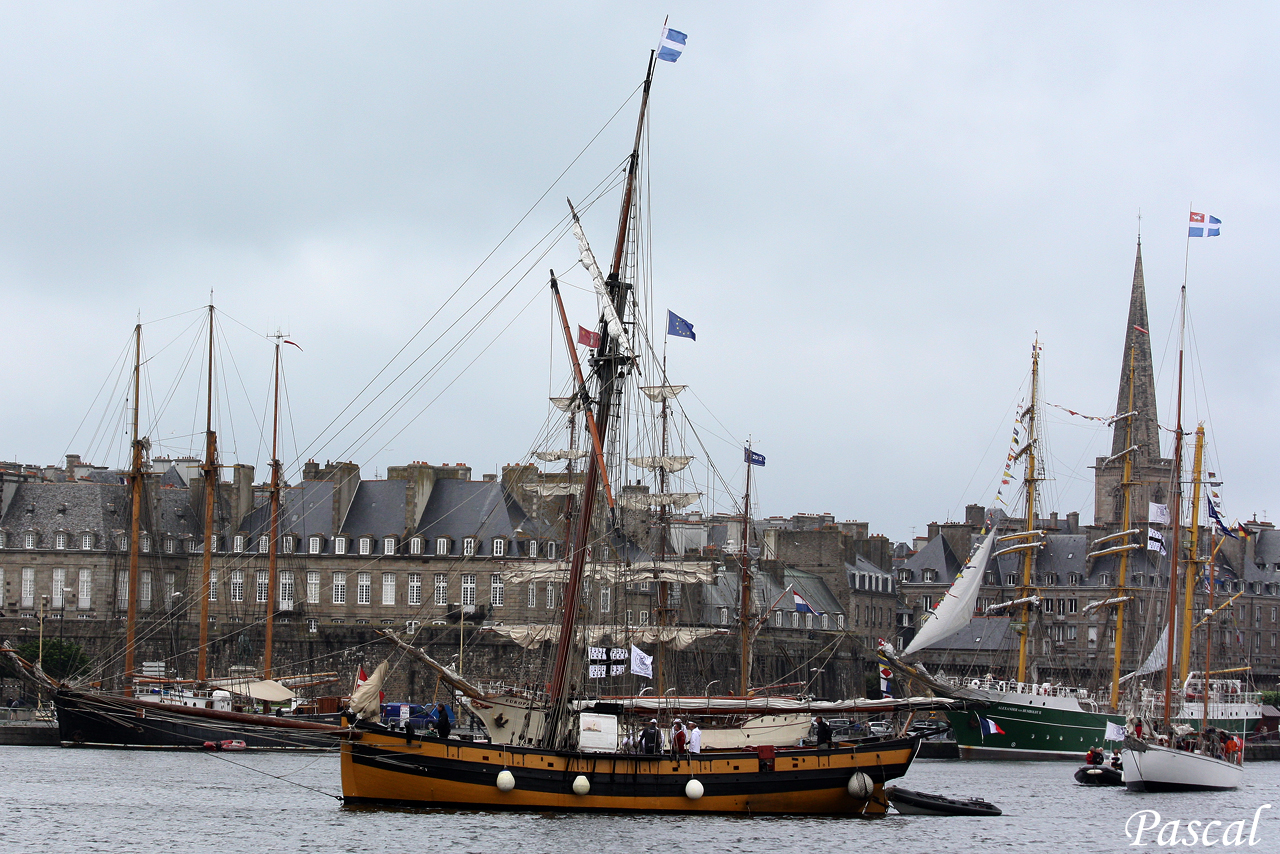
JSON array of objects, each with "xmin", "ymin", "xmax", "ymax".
[{"xmin": 2, "ymin": 747, "xmax": 1276, "ymax": 852}]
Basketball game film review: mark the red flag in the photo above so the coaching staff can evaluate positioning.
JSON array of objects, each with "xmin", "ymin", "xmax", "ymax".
[{"xmin": 578, "ymin": 325, "xmax": 601, "ymax": 348}]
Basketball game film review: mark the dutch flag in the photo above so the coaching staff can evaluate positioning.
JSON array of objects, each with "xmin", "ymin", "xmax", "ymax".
[
  {"xmin": 979, "ymin": 717, "xmax": 1006, "ymax": 736},
  {"xmin": 1189, "ymin": 212, "xmax": 1221, "ymax": 237},
  {"xmin": 793, "ymin": 590, "xmax": 820, "ymax": 615},
  {"xmin": 658, "ymin": 27, "xmax": 687, "ymax": 62}
]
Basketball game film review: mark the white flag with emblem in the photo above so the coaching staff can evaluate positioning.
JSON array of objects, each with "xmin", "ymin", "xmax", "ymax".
[{"xmin": 630, "ymin": 644, "xmax": 653, "ymax": 679}]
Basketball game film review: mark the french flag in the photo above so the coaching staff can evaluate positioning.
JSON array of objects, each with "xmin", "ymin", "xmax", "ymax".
[
  {"xmin": 793, "ymin": 591, "xmax": 819, "ymax": 614},
  {"xmin": 1189, "ymin": 212, "xmax": 1221, "ymax": 237},
  {"xmin": 979, "ymin": 717, "xmax": 1005, "ymax": 736}
]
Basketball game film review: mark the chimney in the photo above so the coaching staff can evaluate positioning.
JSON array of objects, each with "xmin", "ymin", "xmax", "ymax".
[{"xmin": 232, "ymin": 464, "xmax": 256, "ymax": 525}]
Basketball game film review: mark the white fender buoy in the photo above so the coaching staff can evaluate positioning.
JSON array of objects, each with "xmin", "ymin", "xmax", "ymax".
[
  {"xmin": 685, "ymin": 779, "xmax": 704, "ymax": 800},
  {"xmin": 847, "ymin": 771, "xmax": 873, "ymax": 798},
  {"xmin": 496, "ymin": 770, "xmax": 515, "ymax": 792},
  {"xmin": 572, "ymin": 775, "xmax": 591, "ymax": 795}
]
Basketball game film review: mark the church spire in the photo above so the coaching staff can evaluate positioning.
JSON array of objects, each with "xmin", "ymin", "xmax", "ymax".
[{"xmin": 1111, "ymin": 240, "xmax": 1160, "ymax": 463}]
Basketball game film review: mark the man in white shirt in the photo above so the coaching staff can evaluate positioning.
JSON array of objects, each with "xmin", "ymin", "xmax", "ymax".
[{"xmin": 688, "ymin": 720, "xmax": 702, "ymax": 754}]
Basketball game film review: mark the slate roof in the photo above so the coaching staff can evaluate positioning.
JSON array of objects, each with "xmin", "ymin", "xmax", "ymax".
[
  {"xmin": 413, "ymin": 479, "xmax": 529, "ymax": 556},
  {"xmin": 0, "ymin": 481, "xmax": 131, "ymax": 542},
  {"xmin": 238, "ymin": 480, "xmax": 335, "ymax": 542},
  {"xmin": 900, "ymin": 535, "xmax": 963, "ymax": 583},
  {"xmin": 341, "ymin": 480, "xmax": 406, "ymax": 538}
]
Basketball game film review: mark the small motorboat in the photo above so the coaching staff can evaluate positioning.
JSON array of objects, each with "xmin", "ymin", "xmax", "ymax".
[
  {"xmin": 1074, "ymin": 764, "xmax": 1123, "ymax": 786},
  {"xmin": 885, "ymin": 786, "xmax": 1002, "ymax": 816}
]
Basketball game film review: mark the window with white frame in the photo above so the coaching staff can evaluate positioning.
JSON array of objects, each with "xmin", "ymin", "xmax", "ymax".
[
  {"xmin": 55, "ymin": 532, "xmax": 67, "ymax": 549},
  {"xmin": 600, "ymin": 586, "xmax": 610, "ymax": 612},
  {"xmin": 230, "ymin": 570, "xmax": 244, "ymax": 602},
  {"xmin": 307, "ymin": 618, "xmax": 318, "ymax": 634},
  {"xmin": 821, "ymin": 613, "xmax": 830, "ymax": 629},
  {"xmin": 0, "ymin": 532, "xmax": 5, "ymax": 548},
  {"xmin": 434, "ymin": 573, "xmax": 448, "ymax": 605},
  {"xmin": 492, "ymin": 538, "xmax": 505, "ymax": 557},
  {"xmin": 164, "ymin": 538, "xmax": 176, "ymax": 554},
  {"xmin": 461, "ymin": 574, "xmax": 476, "ymax": 607},
  {"xmin": 140, "ymin": 535, "xmax": 152, "ymax": 552},
  {"xmin": 382, "ymin": 572, "xmax": 395, "ymax": 605},
  {"xmin": 24, "ymin": 532, "xmax": 36, "ymax": 549},
  {"xmin": 626, "ymin": 609, "xmax": 634, "ymax": 625},
  {"xmin": 359, "ymin": 538, "xmax": 372, "ymax": 556},
  {"xmin": 51, "ymin": 568, "xmax": 65, "ymax": 608},
  {"xmin": 527, "ymin": 540, "xmax": 537, "ymax": 559},
  {"xmin": 335, "ymin": 537, "xmax": 348, "ymax": 555},
  {"xmin": 81, "ymin": 533, "xmax": 93, "ymax": 550},
  {"xmin": 490, "ymin": 573, "xmax": 504, "ymax": 607},
  {"xmin": 78, "ymin": 569, "xmax": 91, "ymax": 609},
  {"xmin": 258, "ymin": 535, "xmax": 269, "ymax": 553},
  {"xmin": 186, "ymin": 539, "xmax": 199, "ymax": 554},
  {"xmin": 306, "ymin": 571, "xmax": 320, "ymax": 604},
  {"xmin": 409, "ymin": 537, "xmax": 423, "ymax": 556},
  {"xmin": 163, "ymin": 571, "xmax": 175, "ymax": 605},
  {"xmin": 357, "ymin": 572, "xmax": 372, "ymax": 605},
  {"xmin": 117, "ymin": 534, "xmax": 128, "ymax": 551},
  {"xmin": 805, "ymin": 613, "xmax": 814, "ymax": 629},
  {"xmin": 408, "ymin": 573, "xmax": 422, "ymax": 606},
  {"xmin": 209, "ymin": 569, "xmax": 218, "ymax": 601},
  {"xmin": 20, "ymin": 567, "xmax": 35, "ymax": 608},
  {"xmin": 256, "ymin": 570, "xmax": 269, "ymax": 603},
  {"xmin": 638, "ymin": 610, "xmax": 650, "ymax": 626},
  {"xmin": 287, "ymin": 535, "xmax": 300, "ymax": 553},
  {"xmin": 546, "ymin": 541, "xmax": 557, "ymax": 560},
  {"xmin": 233, "ymin": 535, "xmax": 245, "ymax": 552},
  {"xmin": 280, "ymin": 571, "xmax": 295, "ymax": 610},
  {"xmin": 527, "ymin": 582, "xmax": 537, "ymax": 608},
  {"xmin": 309, "ymin": 536, "xmax": 322, "ymax": 555},
  {"xmin": 790, "ymin": 611, "xmax": 799, "ymax": 628},
  {"xmin": 139, "ymin": 570, "xmax": 152, "ymax": 610},
  {"xmin": 463, "ymin": 538, "xmax": 476, "ymax": 557},
  {"xmin": 546, "ymin": 582, "xmax": 556, "ymax": 609},
  {"xmin": 772, "ymin": 610, "xmax": 782, "ymax": 627},
  {"xmin": 115, "ymin": 570, "xmax": 128, "ymax": 609},
  {"xmin": 837, "ymin": 614, "xmax": 845, "ymax": 630},
  {"xmin": 719, "ymin": 607, "xmax": 729, "ymax": 624},
  {"xmin": 332, "ymin": 572, "xmax": 347, "ymax": 604},
  {"xmin": 383, "ymin": 537, "xmax": 396, "ymax": 555},
  {"xmin": 435, "ymin": 537, "xmax": 449, "ymax": 556}
]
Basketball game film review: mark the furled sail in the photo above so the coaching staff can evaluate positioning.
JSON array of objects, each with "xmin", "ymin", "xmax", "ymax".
[
  {"xmin": 571, "ymin": 217, "xmax": 635, "ymax": 360},
  {"xmin": 902, "ymin": 528, "xmax": 997, "ymax": 658},
  {"xmin": 521, "ymin": 483, "xmax": 583, "ymax": 496},
  {"xmin": 487, "ymin": 624, "xmax": 719, "ymax": 650},
  {"xmin": 535, "ymin": 450, "xmax": 589, "ymax": 462},
  {"xmin": 627, "ymin": 455, "xmax": 694, "ymax": 473},
  {"xmin": 502, "ymin": 561, "xmax": 714, "ymax": 585},
  {"xmin": 350, "ymin": 661, "xmax": 388, "ymax": 721},
  {"xmin": 639, "ymin": 385, "xmax": 686, "ymax": 403},
  {"xmin": 550, "ymin": 396, "xmax": 585, "ymax": 413},
  {"xmin": 620, "ymin": 492, "xmax": 700, "ymax": 510}
]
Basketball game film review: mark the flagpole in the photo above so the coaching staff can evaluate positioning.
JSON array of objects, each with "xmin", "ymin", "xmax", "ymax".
[{"xmin": 1183, "ymin": 203, "xmax": 1193, "ymax": 291}]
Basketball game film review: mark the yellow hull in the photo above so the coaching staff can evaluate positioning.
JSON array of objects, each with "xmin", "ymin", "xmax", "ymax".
[{"xmin": 341, "ymin": 724, "xmax": 919, "ymax": 815}]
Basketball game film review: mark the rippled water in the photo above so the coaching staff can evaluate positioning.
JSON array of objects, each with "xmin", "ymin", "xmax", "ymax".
[{"xmin": 2, "ymin": 747, "xmax": 1276, "ymax": 852}]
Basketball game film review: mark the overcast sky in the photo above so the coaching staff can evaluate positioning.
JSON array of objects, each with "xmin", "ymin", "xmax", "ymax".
[{"xmin": 2, "ymin": 3, "xmax": 1276, "ymax": 543}]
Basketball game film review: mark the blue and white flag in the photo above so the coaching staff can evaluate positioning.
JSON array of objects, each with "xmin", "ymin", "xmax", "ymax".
[
  {"xmin": 667, "ymin": 310, "xmax": 696, "ymax": 340},
  {"xmin": 1206, "ymin": 495, "xmax": 1239, "ymax": 539},
  {"xmin": 877, "ymin": 648, "xmax": 894, "ymax": 699},
  {"xmin": 1105, "ymin": 721, "xmax": 1126, "ymax": 742},
  {"xmin": 657, "ymin": 27, "xmax": 687, "ymax": 62},
  {"xmin": 1189, "ymin": 212, "xmax": 1221, "ymax": 237},
  {"xmin": 745, "ymin": 448, "xmax": 766, "ymax": 467},
  {"xmin": 793, "ymin": 590, "xmax": 820, "ymax": 615}
]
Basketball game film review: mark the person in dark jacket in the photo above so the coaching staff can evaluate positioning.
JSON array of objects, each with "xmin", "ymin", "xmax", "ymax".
[
  {"xmin": 639, "ymin": 719, "xmax": 660, "ymax": 754},
  {"xmin": 435, "ymin": 703, "xmax": 452, "ymax": 739},
  {"xmin": 814, "ymin": 716, "xmax": 833, "ymax": 748}
]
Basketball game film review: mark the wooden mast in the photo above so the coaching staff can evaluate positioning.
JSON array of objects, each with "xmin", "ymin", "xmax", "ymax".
[
  {"xmin": 197, "ymin": 304, "xmax": 218, "ymax": 682},
  {"xmin": 263, "ymin": 337, "xmax": 282, "ymax": 679},
  {"xmin": 1180, "ymin": 424, "xmax": 1206, "ymax": 683},
  {"xmin": 1163, "ymin": 286, "xmax": 1188, "ymax": 729},
  {"xmin": 1109, "ymin": 344, "xmax": 1138, "ymax": 709},
  {"xmin": 655, "ymin": 355, "xmax": 670, "ymax": 697},
  {"xmin": 123, "ymin": 323, "xmax": 144, "ymax": 686},
  {"xmin": 738, "ymin": 447, "xmax": 754, "ymax": 697},
  {"xmin": 543, "ymin": 51, "xmax": 655, "ymax": 748},
  {"xmin": 1014, "ymin": 341, "xmax": 1040, "ymax": 684}
]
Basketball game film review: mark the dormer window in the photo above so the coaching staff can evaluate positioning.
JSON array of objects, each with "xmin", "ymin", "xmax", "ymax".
[
  {"xmin": 55, "ymin": 532, "xmax": 67, "ymax": 549},
  {"xmin": 409, "ymin": 537, "xmax": 423, "ymax": 556},
  {"xmin": 359, "ymin": 537, "xmax": 372, "ymax": 556},
  {"xmin": 80, "ymin": 533, "xmax": 94, "ymax": 550},
  {"xmin": 140, "ymin": 535, "xmax": 152, "ymax": 553},
  {"xmin": 922, "ymin": 569, "xmax": 936, "ymax": 583},
  {"xmin": 117, "ymin": 534, "xmax": 128, "ymax": 551},
  {"xmin": 210, "ymin": 535, "xmax": 219, "ymax": 552},
  {"xmin": 383, "ymin": 537, "xmax": 397, "ymax": 556},
  {"xmin": 527, "ymin": 540, "xmax": 537, "ymax": 559},
  {"xmin": 233, "ymin": 534, "xmax": 245, "ymax": 552},
  {"xmin": 463, "ymin": 537, "xmax": 476, "ymax": 557},
  {"xmin": 545, "ymin": 541, "xmax": 557, "ymax": 561},
  {"xmin": 258, "ymin": 535, "xmax": 270, "ymax": 553},
  {"xmin": 164, "ymin": 538, "xmax": 176, "ymax": 554},
  {"xmin": 282, "ymin": 535, "xmax": 296, "ymax": 553},
  {"xmin": 335, "ymin": 537, "xmax": 348, "ymax": 555},
  {"xmin": 186, "ymin": 539, "xmax": 200, "ymax": 553},
  {"xmin": 0, "ymin": 532, "xmax": 6, "ymax": 549},
  {"xmin": 492, "ymin": 538, "xmax": 505, "ymax": 558},
  {"xmin": 23, "ymin": 532, "xmax": 35, "ymax": 549},
  {"xmin": 308, "ymin": 535, "xmax": 323, "ymax": 555},
  {"xmin": 435, "ymin": 537, "xmax": 450, "ymax": 556}
]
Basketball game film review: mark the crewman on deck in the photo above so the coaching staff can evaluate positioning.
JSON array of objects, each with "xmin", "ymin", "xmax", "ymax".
[
  {"xmin": 640, "ymin": 719, "xmax": 660, "ymax": 754},
  {"xmin": 689, "ymin": 721, "xmax": 702, "ymax": 754}
]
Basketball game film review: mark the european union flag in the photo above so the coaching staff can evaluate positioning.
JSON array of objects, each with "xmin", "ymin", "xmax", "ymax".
[
  {"xmin": 667, "ymin": 310, "xmax": 696, "ymax": 340},
  {"xmin": 744, "ymin": 448, "xmax": 765, "ymax": 466}
]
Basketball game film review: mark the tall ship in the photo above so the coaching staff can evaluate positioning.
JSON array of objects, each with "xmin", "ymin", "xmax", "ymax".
[{"xmin": 884, "ymin": 243, "xmax": 1260, "ymax": 759}]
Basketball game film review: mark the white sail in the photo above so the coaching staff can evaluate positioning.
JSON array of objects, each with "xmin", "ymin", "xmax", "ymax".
[
  {"xmin": 521, "ymin": 483, "xmax": 583, "ymax": 496},
  {"xmin": 640, "ymin": 385, "xmax": 686, "ymax": 403},
  {"xmin": 535, "ymin": 449, "xmax": 588, "ymax": 462},
  {"xmin": 628, "ymin": 455, "xmax": 694, "ymax": 472},
  {"xmin": 503, "ymin": 561, "xmax": 714, "ymax": 585},
  {"xmin": 902, "ymin": 528, "xmax": 997, "ymax": 658},
  {"xmin": 549, "ymin": 396, "xmax": 584, "ymax": 413},
  {"xmin": 350, "ymin": 660, "xmax": 388, "ymax": 721},
  {"xmin": 571, "ymin": 218, "xmax": 635, "ymax": 360},
  {"xmin": 620, "ymin": 491, "xmax": 700, "ymax": 510},
  {"xmin": 487, "ymin": 623, "xmax": 719, "ymax": 650},
  {"xmin": 1120, "ymin": 625, "xmax": 1169, "ymax": 684}
]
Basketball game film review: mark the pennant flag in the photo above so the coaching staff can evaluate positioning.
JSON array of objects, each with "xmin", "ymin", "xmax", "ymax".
[
  {"xmin": 877, "ymin": 647, "xmax": 894, "ymax": 698},
  {"xmin": 667, "ymin": 310, "xmax": 696, "ymax": 340},
  {"xmin": 1147, "ymin": 527, "xmax": 1167, "ymax": 556},
  {"xmin": 578, "ymin": 325, "xmax": 602, "ymax": 348},
  {"xmin": 1189, "ymin": 212, "xmax": 1221, "ymax": 237},
  {"xmin": 1105, "ymin": 721, "xmax": 1127, "ymax": 742},
  {"xmin": 657, "ymin": 27, "xmax": 687, "ymax": 62},
  {"xmin": 630, "ymin": 644, "xmax": 653, "ymax": 678},
  {"xmin": 1149, "ymin": 503, "xmax": 1170, "ymax": 525},
  {"xmin": 1206, "ymin": 497, "xmax": 1239, "ymax": 539},
  {"xmin": 793, "ymin": 590, "xmax": 820, "ymax": 614},
  {"xmin": 979, "ymin": 717, "xmax": 1005, "ymax": 736}
]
